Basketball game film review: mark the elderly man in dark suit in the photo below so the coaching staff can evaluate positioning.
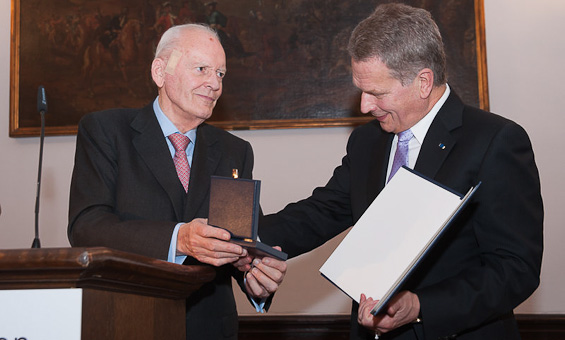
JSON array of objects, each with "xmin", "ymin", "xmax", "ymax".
[
  {"xmin": 68, "ymin": 23, "xmax": 286, "ymax": 340},
  {"xmin": 253, "ymin": 3, "xmax": 543, "ymax": 340}
]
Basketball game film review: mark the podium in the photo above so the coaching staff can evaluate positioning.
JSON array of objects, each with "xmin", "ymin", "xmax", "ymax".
[{"xmin": 0, "ymin": 247, "xmax": 216, "ymax": 339}]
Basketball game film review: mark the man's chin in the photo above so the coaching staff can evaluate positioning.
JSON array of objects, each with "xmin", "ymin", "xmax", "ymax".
[
  {"xmin": 376, "ymin": 119, "xmax": 393, "ymax": 133},
  {"xmin": 197, "ymin": 111, "xmax": 214, "ymax": 122}
]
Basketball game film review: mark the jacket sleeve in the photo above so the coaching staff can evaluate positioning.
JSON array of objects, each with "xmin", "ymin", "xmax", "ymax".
[
  {"xmin": 258, "ymin": 127, "xmax": 366, "ymax": 258},
  {"xmin": 68, "ymin": 113, "xmax": 176, "ymax": 260}
]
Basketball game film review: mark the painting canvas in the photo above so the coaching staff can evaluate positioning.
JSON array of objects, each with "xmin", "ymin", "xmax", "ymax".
[{"xmin": 10, "ymin": 0, "xmax": 487, "ymax": 136}]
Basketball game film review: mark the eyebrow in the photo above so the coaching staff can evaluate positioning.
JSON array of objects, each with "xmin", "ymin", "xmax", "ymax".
[{"xmin": 189, "ymin": 60, "xmax": 226, "ymax": 72}]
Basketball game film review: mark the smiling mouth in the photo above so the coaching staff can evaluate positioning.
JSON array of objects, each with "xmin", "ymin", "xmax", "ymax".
[
  {"xmin": 372, "ymin": 112, "xmax": 389, "ymax": 121},
  {"xmin": 196, "ymin": 93, "xmax": 218, "ymax": 102}
]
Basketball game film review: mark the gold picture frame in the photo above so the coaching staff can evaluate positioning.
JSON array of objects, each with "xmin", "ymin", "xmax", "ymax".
[{"xmin": 10, "ymin": 0, "xmax": 488, "ymax": 137}]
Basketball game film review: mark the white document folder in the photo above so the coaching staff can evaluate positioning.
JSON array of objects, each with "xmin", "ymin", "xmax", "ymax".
[{"xmin": 319, "ymin": 166, "xmax": 480, "ymax": 315}]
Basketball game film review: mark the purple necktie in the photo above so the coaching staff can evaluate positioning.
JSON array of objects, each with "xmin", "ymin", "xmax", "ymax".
[
  {"xmin": 388, "ymin": 129, "xmax": 414, "ymax": 183},
  {"xmin": 168, "ymin": 133, "xmax": 191, "ymax": 192}
]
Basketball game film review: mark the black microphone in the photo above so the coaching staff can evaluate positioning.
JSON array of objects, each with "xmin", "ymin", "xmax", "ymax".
[
  {"xmin": 32, "ymin": 85, "xmax": 48, "ymax": 248},
  {"xmin": 37, "ymin": 85, "xmax": 47, "ymax": 113}
]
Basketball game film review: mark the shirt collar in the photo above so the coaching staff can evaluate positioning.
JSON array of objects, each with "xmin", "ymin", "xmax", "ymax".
[
  {"xmin": 153, "ymin": 97, "xmax": 197, "ymax": 142},
  {"xmin": 409, "ymin": 84, "xmax": 450, "ymax": 145}
]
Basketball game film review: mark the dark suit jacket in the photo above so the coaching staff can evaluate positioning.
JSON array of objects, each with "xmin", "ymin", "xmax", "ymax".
[
  {"xmin": 68, "ymin": 103, "xmax": 256, "ymax": 340},
  {"xmin": 259, "ymin": 92, "xmax": 543, "ymax": 340}
]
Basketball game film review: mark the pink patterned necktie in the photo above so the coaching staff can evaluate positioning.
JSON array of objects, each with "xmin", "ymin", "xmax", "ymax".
[
  {"xmin": 168, "ymin": 133, "xmax": 191, "ymax": 192},
  {"xmin": 388, "ymin": 129, "xmax": 414, "ymax": 183}
]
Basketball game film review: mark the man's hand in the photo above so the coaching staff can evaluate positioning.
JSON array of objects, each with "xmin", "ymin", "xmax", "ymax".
[
  {"xmin": 358, "ymin": 291, "xmax": 420, "ymax": 336},
  {"xmin": 233, "ymin": 253, "xmax": 253, "ymax": 272},
  {"xmin": 177, "ymin": 218, "xmax": 247, "ymax": 266},
  {"xmin": 243, "ymin": 247, "xmax": 287, "ymax": 299}
]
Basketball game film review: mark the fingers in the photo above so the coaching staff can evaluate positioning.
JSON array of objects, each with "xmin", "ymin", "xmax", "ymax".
[
  {"xmin": 244, "ymin": 269, "xmax": 269, "ymax": 299},
  {"xmin": 358, "ymin": 295, "xmax": 392, "ymax": 337},
  {"xmin": 233, "ymin": 255, "xmax": 253, "ymax": 272},
  {"xmin": 245, "ymin": 247, "xmax": 287, "ymax": 299},
  {"xmin": 245, "ymin": 262, "xmax": 279, "ymax": 298},
  {"xmin": 357, "ymin": 291, "xmax": 420, "ymax": 335},
  {"xmin": 177, "ymin": 219, "xmax": 247, "ymax": 266},
  {"xmin": 357, "ymin": 294, "xmax": 378, "ymax": 326}
]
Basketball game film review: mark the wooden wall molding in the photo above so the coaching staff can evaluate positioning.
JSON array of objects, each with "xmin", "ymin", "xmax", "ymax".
[
  {"xmin": 238, "ymin": 314, "xmax": 565, "ymax": 340},
  {"xmin": 517, "ymin": 314, "xmax": 565, "ymax": 340}
]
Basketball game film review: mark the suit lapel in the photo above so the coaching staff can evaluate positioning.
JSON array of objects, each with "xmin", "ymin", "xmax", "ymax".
[
  {"xmin": 415, "ymin": 92, "xmax": 464, "ymax": 178},
  {"xmin": 184, "ymin": 123, "xmax": 222, "ymax": 221},
  {"xmin": 366, "ymin": 91, "xmax": 464, "ymax": 205},
  {"xmin": 367, "ymin": 129, "xmax": 394, "ymax": 204},
  {"xmin": 131, "ymin": 105, "xmax": 186, "ymax": 220}
]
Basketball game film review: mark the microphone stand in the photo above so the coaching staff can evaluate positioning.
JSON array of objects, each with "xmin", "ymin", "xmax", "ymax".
[{"xmin": 32, "ymin": 102, "xmax": 46, "ymax": 248}]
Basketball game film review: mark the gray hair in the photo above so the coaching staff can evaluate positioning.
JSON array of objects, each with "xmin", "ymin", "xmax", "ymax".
[
  {"xmin": 154, "ymin": 23, "xmax": 220, "ymax": 59},
  {"xmin": 347, "ymin": 3, "xmax": 447, "ymax": 86}
]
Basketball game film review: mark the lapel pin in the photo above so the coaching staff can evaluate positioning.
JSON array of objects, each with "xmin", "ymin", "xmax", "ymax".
[{"xmin": 438, "ymin": 143, "xmax": 446, "ymax": 150}]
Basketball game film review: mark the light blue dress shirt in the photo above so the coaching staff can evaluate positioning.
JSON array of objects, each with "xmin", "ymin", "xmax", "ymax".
[
  {"xmin": 153, "ymin": 98, "xmax": 195, "ymax": 265},
  {"xmin": 153, "ymin": 98, "xmax": 265, "ymax": 312}
]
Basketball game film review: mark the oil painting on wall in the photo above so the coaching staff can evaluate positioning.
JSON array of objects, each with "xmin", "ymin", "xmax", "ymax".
[{"xmin": 10, "ymin": 0, "xmax": 487, "ymax": 136}]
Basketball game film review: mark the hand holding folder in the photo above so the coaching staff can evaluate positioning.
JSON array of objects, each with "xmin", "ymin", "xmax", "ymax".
[{"xmin": 319, "ymin": 167, "xmax": 480, "ymax": 316}]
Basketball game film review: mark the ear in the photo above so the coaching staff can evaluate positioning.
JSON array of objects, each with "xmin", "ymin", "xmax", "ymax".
[
  {"xmin": 151, "ymin": 58, "xmax": 166, "ymax": 88},
  {"xmin": 417, "ymin": 68, "xmax": 434, "ymax": 99}
]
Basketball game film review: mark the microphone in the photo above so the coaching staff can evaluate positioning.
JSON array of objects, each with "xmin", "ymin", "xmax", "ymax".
[
  {"xmin": 37, "ymin": 85, "xmax": 47, "ymax": 113},
  {"xmin": 32, "ymin": 85, "xmax": 48, "ymax": 248}
]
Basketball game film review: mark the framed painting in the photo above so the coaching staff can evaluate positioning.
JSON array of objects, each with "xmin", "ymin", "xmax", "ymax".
[{"xmin": 10, "ymin": 0, "xmax": 488, "ymax": 137}]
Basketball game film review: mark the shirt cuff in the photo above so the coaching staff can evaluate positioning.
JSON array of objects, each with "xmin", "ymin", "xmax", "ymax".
[
  {"xmin": 244, "ymin": 275, "xmax": 268, "ymax": 313},
  {"xmin": 168, "ymin": 223, "xmax": 187, "ymax": 264}
]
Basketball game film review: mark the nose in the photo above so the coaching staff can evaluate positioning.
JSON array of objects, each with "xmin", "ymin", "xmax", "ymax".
[
  {"xmin": 359, "ymin": 92, "xmax": 376, "ymax": 114},
  {"xmin": 206, "ymin": 73, "xmax": 222, "ymax": 91}
]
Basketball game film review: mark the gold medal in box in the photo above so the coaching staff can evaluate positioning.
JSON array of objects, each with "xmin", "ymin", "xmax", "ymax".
[{"xmin": 208, "ymin": 170, "xmax": 287, "ymax": 260}]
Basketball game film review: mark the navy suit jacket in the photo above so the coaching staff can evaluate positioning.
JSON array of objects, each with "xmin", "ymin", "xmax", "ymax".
[
  {"xmin": 68, "ymin": 103, "xmax": 255, "ymax": 339},
  {"xmin": 259, "ymin": 92, "xmax": 543, "ymax": 340}
]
